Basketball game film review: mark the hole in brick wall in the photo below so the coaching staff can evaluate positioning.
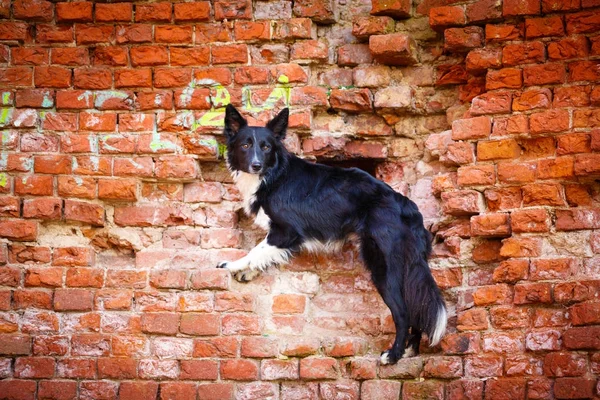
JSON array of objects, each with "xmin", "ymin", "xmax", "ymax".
[{"xmin": 316, "ymin": 157, "xmax": 382, "ymax": 177}]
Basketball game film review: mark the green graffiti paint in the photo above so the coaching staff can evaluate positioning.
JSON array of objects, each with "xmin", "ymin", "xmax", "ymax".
[
  {"xmin": 0, "ymin": 173, "xmax": 6, "ymax": 187},
  {"xmin": 0, "ymin": 108, "xmax": 12, "ymax": 126},
  {"xmin": 1, "ymin": 92, "xmax": 11, "ymax": 105}
]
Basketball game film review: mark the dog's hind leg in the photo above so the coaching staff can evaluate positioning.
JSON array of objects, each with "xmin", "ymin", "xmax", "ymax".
[
  {"xmin": 404, "ymin": 328, "xmax": 422, "ymax": 358},
  {"xmin": 361, "ymin": 235, "xmax": 409, "ymax": 365}
]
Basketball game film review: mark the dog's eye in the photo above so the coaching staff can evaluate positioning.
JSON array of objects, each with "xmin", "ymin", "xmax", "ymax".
[
  {"xmin": 262, "ymin": 144, "xmax": 271, "ymax": 151},
  {"xmin": 241, "ymin": 143, "xmax": 250, "ymax": 149}
]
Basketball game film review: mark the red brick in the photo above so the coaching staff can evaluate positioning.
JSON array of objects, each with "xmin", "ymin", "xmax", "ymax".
[
  {"xmin": 95, "ymin": 3, "xmax": 132, "ymax": 22},
  {"xmin": 15, "ymin": 356, "xmax": 55, "ymax": 378},
  {"xmin": 565, "ymin": 183, "xmax": 592, "ymax": 206},
  {"xmin": 473, "ymin": 284, "xmax": 512, "ymax": 306},
  {"xmin": 457, "ymin": 308, "xmax": 489, "ymax": 331},
  {"xmin": 485, "ymin": 378, "xmax": 527, "ymax": 400},
  {"xmin": 569, "ymin": 60, "xmax": 600, "ymax": 82},
  {"xmin": 490, "ymin": 305, "xmax": 531, "ymax": 329},
  {"xmin": 369, "ymin": 33, "xmax": 418, "ymax": 65},
  {"xmin": 486, "ymin": 23, "xmax": 523, "ymax": 42},
  {"xmin": 566, "ymin": 11, "xmax": 600, "ymax": 34},
  {"xmin": 444, "ymin": 27, "xmax": 484, "ymax": 52},
  {"xmin": 538, "ymin": 156, "xmax": 574, "ymax": 179},
  {"xmin": 56, "ymin": 1, "xmax": 92, "ymax": 22},
  {"xmin": 53, "ymin": 247, "xmax": 92, "ymax": 267},
  {"xmin": 75, "ymin": 25, "xmax": 115, "ymax": 45},
  {"xmin": 13, "ymin": 0, "xmax": 53, "ymax": 21},
  {"xmin": 542, "ymin": 0, "xmax": 579, "ymax": 11},
  {"xmin": 466, "ymin": 48, "xmax": 502, "ymax": 72},
  {"xmin": 530, "ymin": 109, "xmax": 569, "ymax": 134},
  {"xmin": 212, "ymin": 44, "xmax": 248, "ymax": 64},
  {"xmin": 98, "ymin": 357, "xmax": 137, "ymax": 379},
  {"xmin": 523, "ymin": 63, "xmax": 566, "ymax": 86},
  {"xmin": 66, "ymin": 268, "xmax": 103, "ymax": 288},
  {"xmin": 35, "ymin": 24, "xmax": 73, "ymax": 43},
  {"xmin": 0, "ymin": 220, "xmax": 37, "ymax": 242},
  {"xmin": 361, "ymin": 380, "xmax": 401, "ymax": 400},
  {"xmin": 570, "ymin": 302, "xmax": 600, "ymax": 325},
  {"xmin": 441, "ymin": 190, "xmax": 484, "ymax": 216},
  {"xmin": 457, "ymin": 165, "xmax": 495, "ymax": 186},
  {"xmin": 352, "ymin": 16, "xmax": 394, "ymax": 39},
  {"xmin": 13, "ymin": 289, "xmax": 52, "ymax": 309},
  {"xmin": 130, "ymin": 46, "xmax": 168, "ymax": 66},
  {"xmin": 220, "ymin": 359, "xmax": 258, "ymax": 380},
  {"xmin": 511, "ymin": 209, "xmax": 549, "ymax": 233},
  {"xmin": 180, "ymin": 313, "xmax": 219, "ymax": 336},
  {"xmin": 513, "ymin": 88, "xmax": 552, "ymax": 111},
  {"xmin": 272, "ymin": 294, "xmax": 306, "ymax": 314},
  {"xmin": 300, "ymin": 357, "xmax": 338, "ymax": 380},
  {"xmin": 12, "ymin": 47, "xmax": 49, "ymax": 66},
  {"xmin": 500, "ymin": 237, "xmax": 542, "ymax": 258},
  {"xmin": 196, "ymin": 383, "xmax": 234, "ymax": 400},
  {"xmin": 503, "ymin": 42, "xmax": 545, "ymax": 67},
  {"xmin": 155, "ymin": 25, "xmax": 193, "ymax": 44},
  {"xmin": 554, "ymin": 85, "xmax": 590, "ymax": 107},
  {"xmin": 526, "ymin": 16, "xmax": 565, "ymax": 38},
  {"xmin": 531, "ymin": 258, "xmax": 573, "ymax": 280},
  {"xmin": 452, "ymin": 116, "xmax": 491, "ymax": 140},
  {"xmin": 24, "ymin": 267, "xmax": 62, "ymax": 287},
  {"xmin": 54, "ymin": 288, "xmax": 93, "ymax": 311},
  {"xmin": 174, "ymin": 2, "xmax": 211, "ymax": 22},
  {"xmin": 34, "ymin": 66, "xmax": 71, "ymax": 88},
  {"xmin": 136, "ymin": 3, "xmax": 172, "ymax": 22},
  {"xmin": 503, "ymin": 0, "xmax": 540, "ymax": 15},
  {"xmin": 471, "ymin": 213, "xmax": 510, "ymax": 237},
  {"xmin": 554, "ymin": 378, "xmax": 596, "ymax": 399},
  {"xmin": 178, "ymin": 360, "xmax": 218, "ymax": 381},
  {"xmin": 38, "ymin": 381, "xmax": 78, "ymax": 400},
  {"xmin": 215, "ymin": 0, "xmax": 252, "ymax": 20},
  {"xmin": 467, "ymin": 0, "xmax": 502, "ymax": 22},
  {"xmin": 465, "ymin": 355, "xmax": 503, "ymax": 377},
  {"xmin": 471, "ymin": 91, "xmax": 512, "ymax": 115},
  {"xmin": 0, "ymin": 380, "xmax": 36, "ymax": 400},
  {"xmin": 119, "ymin": 382, "xmax": 159, "ymax": 400},
  {"xmin": 514, "ymin": 282, "xmax": 552, "ymax": 304},
  {"xmin": 441, "ymin": 332, "xmax": 481, "ymax": 355},
  {"xmin": 64, "ymin": 200, "xmax": 105, "ymax": 226},
  {"xmin": 115, "ymin": 69, "xmax": 152, "ymax": 88},
  {"xmin": 221, "ymin": 314, "xmax": 260, "ymax": 335},
  {"xmin": 141, "ymin": 312, "xmax": 179, "ymax": 335}
]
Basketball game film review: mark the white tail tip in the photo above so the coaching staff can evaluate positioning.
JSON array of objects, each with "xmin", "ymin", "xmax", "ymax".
[{"xmin": 430, "ymin": 304, "xmax": 447, "ymax": 346}]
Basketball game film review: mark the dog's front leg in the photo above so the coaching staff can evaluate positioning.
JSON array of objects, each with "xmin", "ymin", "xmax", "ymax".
[{"xmin": 217, "ymin": 237, "xmax": 291, "ymax": 282}]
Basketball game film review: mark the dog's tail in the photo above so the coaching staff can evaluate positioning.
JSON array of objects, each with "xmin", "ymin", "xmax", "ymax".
[{"xmin": 398, "ymin": 198, "xmax": 447, "ymax": 346}]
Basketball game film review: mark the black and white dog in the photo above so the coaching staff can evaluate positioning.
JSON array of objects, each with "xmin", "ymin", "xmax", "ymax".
[{"xmin": 217, "ymin": 105, "xmax": 447, "ymax": 365}]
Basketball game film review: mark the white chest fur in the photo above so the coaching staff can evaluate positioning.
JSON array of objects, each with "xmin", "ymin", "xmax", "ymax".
[{"xmin": 232, "ymin": 171, "xmax": 271, "ymax": 230}]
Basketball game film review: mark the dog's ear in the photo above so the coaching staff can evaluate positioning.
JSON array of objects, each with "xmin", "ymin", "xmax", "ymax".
[
  {"xmin": 224, "ymin": 104, "xmax": 247, "ymax": 139},
  {"xmin": 267, "ymin": 108, "xmax": 289, "ymax": 140}
]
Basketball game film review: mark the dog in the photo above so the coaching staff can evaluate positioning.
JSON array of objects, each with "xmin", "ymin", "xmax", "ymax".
[{"xmin": 217, "ymin": 104, "xmax": 447, "ymax": 365}]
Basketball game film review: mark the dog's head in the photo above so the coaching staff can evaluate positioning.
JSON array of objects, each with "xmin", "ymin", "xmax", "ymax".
[{"xmin": 224, "ymin": 104, "xmax": 289, "ymax": 176}]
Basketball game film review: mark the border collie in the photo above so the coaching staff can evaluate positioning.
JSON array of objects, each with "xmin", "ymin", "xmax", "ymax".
[{"xmin": 217, "ymin": 105, "xmax": 447, "ymax": 365}]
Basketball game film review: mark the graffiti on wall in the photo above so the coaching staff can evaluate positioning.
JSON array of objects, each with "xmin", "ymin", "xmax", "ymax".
[{"xmin": 0, "ymin": 75, "xmax": 293, "ymax": 174}]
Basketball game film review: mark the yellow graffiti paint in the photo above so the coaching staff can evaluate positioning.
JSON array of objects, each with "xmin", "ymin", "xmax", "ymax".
[
  {"xmin": 193, "ymin": 75, "xmax": 291, "ymax": 128},
  {"xmin": 0, "ymin": 173, "xmax": 7, "ymax": 187}
]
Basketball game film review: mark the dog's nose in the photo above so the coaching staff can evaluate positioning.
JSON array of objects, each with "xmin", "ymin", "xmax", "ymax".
[{"xmin": 251, "ymin": 162, "xmax": 262, "ymax": 172}]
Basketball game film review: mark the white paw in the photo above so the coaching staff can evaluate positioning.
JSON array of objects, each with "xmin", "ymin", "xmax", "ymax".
[
  {"xmin": 233, "ymin": 268, "xmax": 261, "ymax": 283},
  {"xmin": 380, "ymin": 351, "xmax": 391, "ymax": 365}
]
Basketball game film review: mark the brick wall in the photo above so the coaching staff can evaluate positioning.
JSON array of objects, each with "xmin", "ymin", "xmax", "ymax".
[{"xmin": 0, "ymin": 0, "xmax": 599, "ymax": 398}]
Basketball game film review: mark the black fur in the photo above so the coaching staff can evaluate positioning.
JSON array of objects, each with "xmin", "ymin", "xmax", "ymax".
[{"xmin": 222, "ymin": 105, "xmax": 447, "ymax": 364}]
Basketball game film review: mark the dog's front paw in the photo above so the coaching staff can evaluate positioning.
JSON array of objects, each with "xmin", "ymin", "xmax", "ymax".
[
  {"xmin": 216, "ymin": 261, "xmax": 229, "ymax": 269},
  {"xmin": 233, "ymin": 269, "xmax": 261, "ymax": 283}
]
